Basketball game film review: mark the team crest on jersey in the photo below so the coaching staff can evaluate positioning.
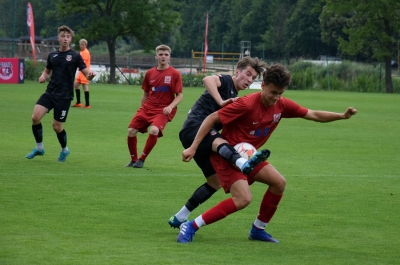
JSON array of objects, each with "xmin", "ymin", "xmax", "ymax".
[
  {"xmin": 0, "ymin": 62, "xmax": 13, "ymax": 80},
  {"xmin": 164, "ymin": 76, "xmax": 171, "ymax": 84},
  {"xmin": 210, "ymin": 130, "xmax": 217, "ymax": 136},
  {"xmin": 66, "ymin": 55, "xmax": 72, "ymax": 61},
  {"xmin": 272, "ymin": 113, "xmax": 281, "ymax": 124}
]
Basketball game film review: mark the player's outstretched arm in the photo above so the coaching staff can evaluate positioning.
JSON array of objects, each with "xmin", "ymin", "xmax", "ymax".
[
  {"xmin": 303, "ymin": 107, "xmax": 357, "ymax": 122},
  {"xmin": 343, "ymin": 107, "xmax": 358, "ymax": 119}
]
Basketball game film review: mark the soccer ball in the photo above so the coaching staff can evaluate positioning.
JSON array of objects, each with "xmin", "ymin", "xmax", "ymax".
[{"xmin": 234, "ymin": 142, "xmax": 257, "ymax": 160}]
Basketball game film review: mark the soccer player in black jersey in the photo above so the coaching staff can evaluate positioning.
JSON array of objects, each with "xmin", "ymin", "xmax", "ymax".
[
  {"xmin": 25, "ymin": 25, "xmax": 96, "ymax": 162},
  {"xmin": 168, "ymin": 57, "xmax": 269, "ymax": 228}
]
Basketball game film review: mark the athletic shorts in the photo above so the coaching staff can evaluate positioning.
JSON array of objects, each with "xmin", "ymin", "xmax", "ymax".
[
  {"xmin": 129, "ymin": 107, "xmax": 172, "ymax": 137},
  {"xmin": 75, "ymin": 72, "xmax": 89, "ymax": 84},
  {"xmin": 179, "ymin": 127, "xmax": 222, "ymax": 178},
  {"xmin": 36, "ymin": 93, "xmax": 71, "ymax": 122},
  {"xmin": 210, "ymin": 152, "xmax": 269, "ymax": 193}
]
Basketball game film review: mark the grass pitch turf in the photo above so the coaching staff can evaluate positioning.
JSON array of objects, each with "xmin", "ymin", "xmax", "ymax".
[{"xmin": 0, "ymin": 81, "xmax": 399, "ymax": 264}]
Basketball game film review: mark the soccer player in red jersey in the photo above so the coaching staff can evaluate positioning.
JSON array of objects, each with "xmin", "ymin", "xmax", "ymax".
[
  {"xmin": 177, "ymin": 64, "xmax": 357, "ymax": 243},
  {"xmin": 168, "ymin": 57, "xmax": 270, "ymax": 229},
  {"xmin": 126, "ymin": 45, "xmax": 183, "ymax": 168}
]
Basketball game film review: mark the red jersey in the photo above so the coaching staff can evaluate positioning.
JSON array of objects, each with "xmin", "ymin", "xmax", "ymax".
[
  {"xmin": 218, "ymin": 92, "xmax": 308, "ymax": 149},
  {"xmin": 142, "ymin": 66, "xmax": 183, "ymax": 112}
]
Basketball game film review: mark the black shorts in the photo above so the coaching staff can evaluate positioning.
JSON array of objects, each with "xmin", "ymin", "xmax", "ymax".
[
  {"xmin": 179, "ymin": 126, "xmax": 222, "ymax": 178},
  {"xmin": 36, "ymin": 93, "xmax": 71, "ymax": 122}
]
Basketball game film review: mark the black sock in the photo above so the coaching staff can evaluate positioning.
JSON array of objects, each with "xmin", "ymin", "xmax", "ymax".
[
  {"xmin": 32, "ymin": 123, "xmax": 43, "ymax": 143},
  {"xmin": 75, "ymin": 89, "xmax": 81, "ymax": 103},
  {"xmin": 217, "ymin": 143, "xmax": 242, "ymax": 164},
  {"xmin": 185, "ymin": 183, "xmax": 217, "ymax": 211},
  {"xmin": 56, "ymin": 129, "xmax": 67, "ymax": 148},
  {"xmin": 84, "ymin": 91, "xmax": 90, "ymax": 106}
]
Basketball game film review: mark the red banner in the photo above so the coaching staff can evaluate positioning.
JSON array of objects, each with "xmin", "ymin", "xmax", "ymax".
[
  {"xmin": 203, "ymin": 13, "xmax": 209, "ymax": 73},
  {"xmin": 27, "ymin": 2, "xmax": 36, "ymax": 68}
]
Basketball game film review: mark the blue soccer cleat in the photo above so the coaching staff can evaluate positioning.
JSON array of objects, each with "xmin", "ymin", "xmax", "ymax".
[
  {"xmin": 177, "ymin": 221, "xmax": 197, "ymax": 243},
  {"xmin": 248, "ymin": 224, "xmax": 279, "ymax": 243},
  {"xmin": 25, "ymin": 148, "xmax": 45, "ymax": 159},
  {"xmin": 168, "ymin": 215, "xmax": 187, "ymax": 229},
  {"xmin": 58, "ymin": 150, "xmax": 70, "ymax": 162},
  {"xmin": 241, "ymin": 149, "xmax": 271, "ymax": 174}
]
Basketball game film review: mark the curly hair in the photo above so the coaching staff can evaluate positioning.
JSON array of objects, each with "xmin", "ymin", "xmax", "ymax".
[
  {"xmin": 262, "ymin": 64, "xmax": 292, "ymax": 88},
  {"xmin": 236, "ymin": 57, "xmax": 266, "ymax": 79},
  {"xmin": 58, "ymin": 25, "xmax": 74, "ymax": 36}
]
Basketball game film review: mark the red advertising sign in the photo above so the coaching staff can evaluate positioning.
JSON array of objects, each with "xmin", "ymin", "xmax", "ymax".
[{"xmin": 0, "ymin": 58, "xmax": 25, "ymax": 84}]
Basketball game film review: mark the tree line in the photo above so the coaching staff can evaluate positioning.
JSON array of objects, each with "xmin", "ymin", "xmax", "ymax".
[{"xmin": 1, "ymin": 0, "xmax": 400, "ymax": 91}]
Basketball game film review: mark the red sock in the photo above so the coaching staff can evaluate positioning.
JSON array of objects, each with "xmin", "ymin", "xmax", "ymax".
[
  {"xmin": 140, "ymin": 134, "xmax": 158, "ymax": 161},
  {"xmin": 257, "ymin": 189, "xmax": 283, "ymax": 223},
  {"xmin": 127, "ymin": 136, "xmax": 138, "ymax": 162},
  {"xmin": 202, "ymin": 198, "xmax": 238, "ymax": 225}
]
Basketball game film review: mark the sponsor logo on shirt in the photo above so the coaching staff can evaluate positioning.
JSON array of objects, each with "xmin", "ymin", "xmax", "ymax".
[
  {"xmin": 250, "ymin": 128, "xmax": 270, "ymax": 137},
  {"xmin": 272, "ymin": 113, "xmax": 281, "ymax": 124},
  {"xmin": 66, "ymin": 55, "xmax": 72, "ymax": 61},
  {"xmin": 152, "ymin": 86, "xmax": 169, "ymax": 92},
  {"xmin": 164, "ymin": 76, "xmax": 171, "ymax": 84}
]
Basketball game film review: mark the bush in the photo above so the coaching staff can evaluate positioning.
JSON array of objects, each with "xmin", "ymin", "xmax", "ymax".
[
  {"xmin": 290, "ymin": 67, "xmax": 314, "ymax": 90},
  {"xmin": 91, "ymin": 71, "xmax": 206, "ymax": 87},
  {"xmin": 392, "ymin": 77, "xmax": 400, "ymax": 93},
  {"xmin": 24, "ymin": 60, "xmax": 46, "ymax": 81},
  {"xmin": 288, "ymin": 60, "xmax": 396, "ymax": 93},
  {"xmin": 317, "ymin": 75, "xmax": 345, "ymax": 91},
  {"xmin": 181, "ymin": 74, "xmax": 206, "ymax": 87}
]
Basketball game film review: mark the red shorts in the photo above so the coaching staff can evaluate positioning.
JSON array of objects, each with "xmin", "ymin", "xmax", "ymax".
[
  {"xmin": 210, "ymin": 152, "xmax": 269, "ymax": 193},
  {"xmin": 75, "ymin": 72, "xmax": 89, "ymax": 84},
  {"xmin": 128, "ymin": 107, "xmax": 175, "ymax": 137}
]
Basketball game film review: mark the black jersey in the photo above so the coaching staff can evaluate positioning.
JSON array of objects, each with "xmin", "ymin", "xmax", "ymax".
[
  {"xmin": 181, "ymin": 74, "xmax": 238, "ymax": 131},
  {"xmin": 44, "ymin": 49, "xmax": 87, "ymax": 100}
]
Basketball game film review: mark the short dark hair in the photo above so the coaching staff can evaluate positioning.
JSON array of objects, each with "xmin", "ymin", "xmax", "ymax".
[
  {"xmin": 236, "ymin": 57, "xmax": 266, "ymax": 78},
  {"xmin": 262, "ymin": 64, "xmax": 292, "ymax": 88}
]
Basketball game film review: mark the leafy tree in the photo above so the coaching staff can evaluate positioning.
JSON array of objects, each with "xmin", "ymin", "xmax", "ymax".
[
  {"xmin": 285, "ymin": 0, "xmax": 329, "ymax": 59},
  {"xmin": 322, "ymin": 0, "xmax": 400, "ymax": 93},
  {"xmin": 207, "ymin": 0, "xmax": 230, "ymax": 52},
  {"xmin": 55, "ymin": 0, "xmax": 181, "ymax": 84},
  {"xmin": 176, "ymin": 0, "xmax": 225, "ymax": 57},
  {"xmin": 239, "ymin": 0, "xmax": 271, "ymax": 54},
  {"xmin": 260, "ymin": 0, "xmax": 296, "ymax": 60},
  {"xmin": 222, "ymin": 0, "xmax": 252, "ymax": 52}
]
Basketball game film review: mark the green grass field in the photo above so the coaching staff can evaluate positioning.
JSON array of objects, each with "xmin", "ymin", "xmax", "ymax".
[{"xmin": 1, "ymin": 81, "xmax": 399, "ymax": 265}]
